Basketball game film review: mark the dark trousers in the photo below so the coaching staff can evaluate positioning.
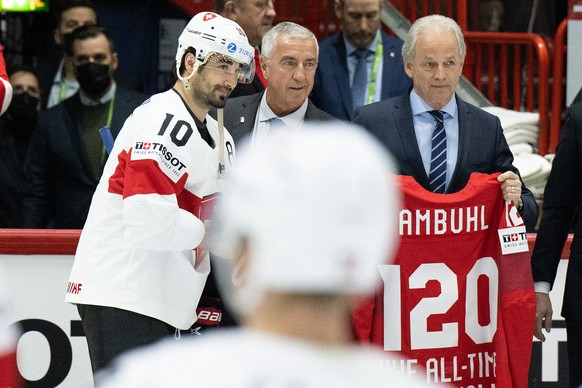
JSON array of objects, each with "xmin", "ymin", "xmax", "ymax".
[
  {"xmin": 566, "ymin": 318, "xmax": 582, "ymax": 388},
  {"xmin": 77, "ymin": 304, "xmax": 174, "ymax": 376}
]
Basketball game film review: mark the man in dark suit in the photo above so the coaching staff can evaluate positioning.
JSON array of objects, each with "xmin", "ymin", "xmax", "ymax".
[
  {"xmin": 310, "ymin": 0, "xmax": 411, "ymax": 121},
  {"xmin": 215, "ymin": 21, "xmax": 335, "ymax": 145},
  {"xmin": 23, "ymin": 25, "xmax": 146, "ymax": 229},
  {"xmin": 215, "ymin": 0, "xmax": 276, "ymax": 98},
  {"xmin": 207, "ymin": 21, "xmax": 335, "ymax": 328},
  {"xmin": 36, "ymin": 0, "xmax": 98, "ymax": 110},
  {"xmin": 531, "ymin": 102, "xmax": 582, "ymax": 388},
  {"xmin": 0, "ymin": 66, "xmax": 41, "ymax": 228},
  {"xmin": 353, "ymin": 14, "xmax": 538, "ymax": 231}
]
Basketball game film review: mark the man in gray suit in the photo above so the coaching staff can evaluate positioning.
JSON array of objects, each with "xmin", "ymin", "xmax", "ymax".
[{"xmin": 215, "ymin": 21, "xmax": 335, "ymax": 145}]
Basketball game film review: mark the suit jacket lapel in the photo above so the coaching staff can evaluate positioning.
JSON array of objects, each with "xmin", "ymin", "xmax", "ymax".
[
  {"xmin": 448, "ymin": 96, "xmax": 471, "ymax": 192},
  {"xmin": 227, "ymin": 92, "xmax": 262, "ymax": 143},
  {"xmin": 332, "ymin": 34, "xmax": 354, "ymax": 118},
  {"xmin": 380, "ymin": 32, "xmax": 399, "ymax": 100},
  {"xmin": 396, "ymin": 94, "xmax": 431, "ymax": 189},
  {"xmin": 65, "ymin": 94, "xmax": 96, "ymax": 181},
  {"xmin": 305, "ymin": 99, "xmax": 328, "ymax": 120},
  {"xmin": 110, "ymin": 87, "xmax": 127, "ymax": 138}
]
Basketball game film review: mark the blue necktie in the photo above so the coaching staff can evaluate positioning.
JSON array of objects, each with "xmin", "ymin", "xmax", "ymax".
[
  {"xmin": 351, "ymin": 48, "xmax": 368, "ymax": 110},
  {"xmin": 428, "ymin": 110, "xmax": 447, "ymax": 193},
  {"xmin": 269, "ymin": 117, "xmax": 285, "ymax": 133}
]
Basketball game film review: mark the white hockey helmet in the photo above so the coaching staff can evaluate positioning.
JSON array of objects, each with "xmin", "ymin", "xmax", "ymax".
[
  {"xmin": 175, "ymin": 12, "xmax": 255, "ymax": 85},
  {"xmin": 212, "ymin": 122, "xmax": 400, "ymax": 315}
]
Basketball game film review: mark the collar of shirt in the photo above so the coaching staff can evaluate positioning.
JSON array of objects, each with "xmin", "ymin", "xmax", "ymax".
[
  {"xmin": 258, "ymin": 89, "xmax": 308, "ymax": 129},
  {"xmin": 80, "ymin": 82, "xmax": 116, "ymax": 106},
  {"xmin": 251, "ymin": 91, "xmax": 309, "ymax": 146},
  {"xmin": 409, "ymin": 89, "xmax": 457, "ymax": 119}
]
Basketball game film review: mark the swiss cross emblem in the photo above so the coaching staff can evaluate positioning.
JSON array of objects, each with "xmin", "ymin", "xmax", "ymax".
[
  {"xmin": 203, "ymin": 13, "xmax": 217, "ymax": 21},
  {"xmin": 511, "ymin": 233, "xmax": 518, "ymax": 241},
  {"xmin": 143, "ymin": 142, "xmax": 151, "ymax": 150}
]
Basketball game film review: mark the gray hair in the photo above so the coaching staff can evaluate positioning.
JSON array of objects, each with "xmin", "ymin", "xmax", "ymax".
[
  {"xmin": 261, "ymin": 22, "xmax": 319, "ymax": 58},
  {"xmin": 402, "ymin": 14, "xmax": 466, "ymax": 63}
]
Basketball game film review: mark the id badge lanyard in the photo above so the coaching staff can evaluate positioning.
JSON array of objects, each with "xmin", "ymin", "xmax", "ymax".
[{"xmin": 366, "ymin": 35, "xmax": 383, "ymax": 105}]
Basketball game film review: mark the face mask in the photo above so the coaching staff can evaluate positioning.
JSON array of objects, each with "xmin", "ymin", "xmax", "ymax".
[
  {"xmin": 7, "ymin": 92, "xmax": 40, "ymax": 124},
  {"xmin": 75, "ymin": 62, "xmax": 112, "ymax": 96}
]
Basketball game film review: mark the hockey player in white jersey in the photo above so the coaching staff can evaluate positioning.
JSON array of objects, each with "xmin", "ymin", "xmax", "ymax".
[
  {"xmin": 98, "ymin": 123, "xmax": 434, "ymax": 387},
  {"xmin": 65, "ymin": 11, "xmax": 254, "ymax": 379}
]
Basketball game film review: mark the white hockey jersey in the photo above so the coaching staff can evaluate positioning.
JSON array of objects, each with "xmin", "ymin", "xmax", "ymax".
[
  {"xmin": 98, "ymin": 329, "xmax": 432, "ymax": 387},
  {"xmin": 66, "ymin": 89, "xmax": 235, "ymax": 329}
]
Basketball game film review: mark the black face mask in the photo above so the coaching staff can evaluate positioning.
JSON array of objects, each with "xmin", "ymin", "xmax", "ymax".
[
  {"xmin": 6, "ymin": 92, "xmax": 40, "ymax": 125},
  {"xmin": 75, "ymin": 62, "xmax": 112, "ymax": 96}
]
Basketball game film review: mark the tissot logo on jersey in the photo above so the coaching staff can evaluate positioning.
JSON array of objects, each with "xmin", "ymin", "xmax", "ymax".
[
  {"xmin": 132, "ymin": 141, "xmax": 187, "ymax": 183},
  {"xmin": 502, "ymin": 232, "xmax": 526, "ymax": 243},
  {"xmin": 498, "ymin": 225, "xmax": 529, "ymax": 254}
]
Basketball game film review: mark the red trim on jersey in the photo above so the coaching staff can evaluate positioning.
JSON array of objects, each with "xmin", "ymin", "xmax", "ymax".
[
  {"xmin": 0, "ymin": 351, "xmax": 22, "ymax": 388},
  {"xmin": 108, "ymin": 149, "xmax": 129, "ymax": 195},
  {"xmin": 0, "ymin": 45, "xmax": 10, "ymax": 113},
  {"xmin": 108, "ymin": 148, "xmax": 189, "ymax": 198}
]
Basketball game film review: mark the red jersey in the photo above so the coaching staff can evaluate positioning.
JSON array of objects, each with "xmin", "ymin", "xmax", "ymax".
[{"xmin": 353, "ymin": 173, "xmax": 535, "ymax": 387}]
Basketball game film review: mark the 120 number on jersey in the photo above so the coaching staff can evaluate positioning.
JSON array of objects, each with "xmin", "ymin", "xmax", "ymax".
[{"xmin": 380, "ymin": 257, "xmax": 498, "ymax": 351}]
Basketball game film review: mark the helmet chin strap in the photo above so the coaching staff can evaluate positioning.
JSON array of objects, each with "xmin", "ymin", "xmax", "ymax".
[
  {"xmin": 176, "ymin": 60, "xmax": 199, "ymax": 90},
  {"xmin": 218, "ymin": 107, "xmax": 225, "ymax": 174},
  {"xmin": 177, "ymin": 56, "xmax": 225, "ymax": 174}
]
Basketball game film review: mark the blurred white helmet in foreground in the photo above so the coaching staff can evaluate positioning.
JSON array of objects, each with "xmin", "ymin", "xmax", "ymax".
[{"xmin": 212, "ymin": 122, "xmax": 400, "ymax": 314}]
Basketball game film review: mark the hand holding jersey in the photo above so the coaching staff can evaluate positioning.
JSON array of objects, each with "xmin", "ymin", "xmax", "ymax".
[{"xmin": 66, "ymin": 12, "xmax": 255, "ymax": 377}]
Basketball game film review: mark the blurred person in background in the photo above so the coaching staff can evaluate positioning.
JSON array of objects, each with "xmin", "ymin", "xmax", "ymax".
[
  {"xmin": 0, "ymin": 66, "xmax": 41, "ymax": 228},
  {"xmin": 215, "ymin": 0, "xmax": 276, "ymax": 97},
  {"xmin": 23, "ymin": 25, "xmax": 147, "ymax": 229},
  {"xmin": 310, "ymin": 0, "xmax": 411, "ymax": 121},
  {"xmin": 36, "ymin": 0, "xmax": 97, "ymax": 109}
]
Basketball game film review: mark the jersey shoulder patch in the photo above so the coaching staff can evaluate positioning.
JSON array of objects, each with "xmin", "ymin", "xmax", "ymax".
[{"xmin": 130, "ymin": 136, "xmax": 188, "ymax": 183}]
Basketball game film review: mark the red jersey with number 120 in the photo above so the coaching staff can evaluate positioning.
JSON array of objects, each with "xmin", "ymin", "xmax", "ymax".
[{"xmin": 353, "ymin": 173, "xmax": 535, "ymax": 388}]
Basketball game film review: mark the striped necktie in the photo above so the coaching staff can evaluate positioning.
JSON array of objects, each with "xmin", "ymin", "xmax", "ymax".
[{"xmin": 428, "ymin": 110, "xmax": 447, "ymax": 193}]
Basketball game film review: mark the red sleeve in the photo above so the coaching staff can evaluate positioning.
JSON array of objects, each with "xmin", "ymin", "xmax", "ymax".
[
  {"xmin": 0, "ymin": 44, "xmax": 13, "ymax": 115},
  {"xmin": 0, "ymin": 351, "xmax": 22, "ymax": 388}
]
